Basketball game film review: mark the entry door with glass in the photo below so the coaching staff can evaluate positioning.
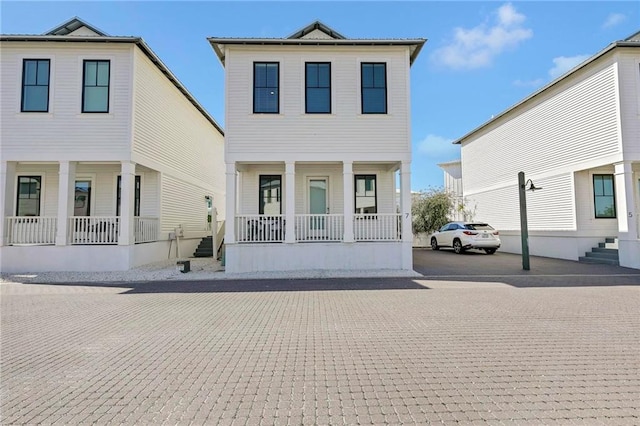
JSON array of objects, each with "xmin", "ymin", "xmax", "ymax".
[{"xmin": 308, "ymin": 177, "xmax": 328, "ymax": 236}]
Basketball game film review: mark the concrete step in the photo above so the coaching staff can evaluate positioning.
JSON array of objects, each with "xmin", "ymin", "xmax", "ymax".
[
  {"xmin": 585, "ymin": 251, "xmax": 619, "ymax": 260},
  {"xmin": 592, "ymin": 247, "xmax": 618, "ymax": 255},
  {"xmin": 578, "ymin": 256, "xmax": 619, "ymax": 266}
]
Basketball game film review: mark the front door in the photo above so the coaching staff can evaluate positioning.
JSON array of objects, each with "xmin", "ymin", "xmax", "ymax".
[{"xmin": 308, "ymin": 177, "xmax": 328, "ymax": 236}]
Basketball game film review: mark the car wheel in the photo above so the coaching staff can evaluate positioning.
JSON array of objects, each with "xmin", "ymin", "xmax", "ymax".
[
  {"xmin": 431, "ymin": 238, "xmax": 439, "ymax": 251},
  {"xmin": 484, "ymin": 248, "xmax": 497, "ymax": 255},
  {"xmin": 453, "ymin": 239, "xmax": 464, "ymax": 254}
]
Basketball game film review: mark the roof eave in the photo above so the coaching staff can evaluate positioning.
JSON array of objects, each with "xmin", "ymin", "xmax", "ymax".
[{"xmin": 453, "ymin": 41, "xmax": 638, "ymax": 145}]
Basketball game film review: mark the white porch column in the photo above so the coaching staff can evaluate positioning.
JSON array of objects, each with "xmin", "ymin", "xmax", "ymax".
[
  {"xmin": 118, "ymin": 162, "xmax": 136, "ymax": 246},
  {"xmin": 343, "ymin": 161, "xmax": 354, "ymax": 242},
  {"xmin": 285, "ymin": 161, "xmax": 296, "ymax": 243},
  {"xmin": 56, "ymin": 161, "xmax": 76, "ymax": 246},
  {"xmin": 614, "ymin": 161, "xmax": 638, "ymax": 238},
  {"xmin": 224, "ymin": 162, "xmax": 237, "ymax": 244},
  {"xmin": 400, "ymin": 162, "xmax": 412, "ymax": 243},
  {"xmin": 0, "ymin": 161, "xmax": 17, "ymax": 246}
]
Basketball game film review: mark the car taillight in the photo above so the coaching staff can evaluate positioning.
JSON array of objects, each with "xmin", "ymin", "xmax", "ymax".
[
  {"xmin": 493, "ymin": 231, "xmax": 499, "ymax": 235},
  {"xmin": 462, "ymin": 231, "xmax": 477, "ymax": 235}
]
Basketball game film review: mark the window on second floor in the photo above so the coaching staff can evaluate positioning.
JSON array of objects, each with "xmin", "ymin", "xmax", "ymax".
[
  {"xmin": 305, "ymin": 62, "xmax": 331, "ymax": 113},
  {"xmin": 593, "ymin": 174, "xmax": 616, "ymax": 218},
  {"xmin": 355, "ymin": 175, "xmax": 377, "ymax": 214},
  {"xmin": 361, "ymin": 63, "xmax": 387, "ymax": 114},
  {"xmin": 82, "ymin": 60, "xmax": 110, "ymax": 113},
  {"xmin": 254, "ymin": 62, "xmax": 279, "ymax": 113},
  {"xmin": 21, "ymin": 59, "xmax": 50, "ymax": 112}
]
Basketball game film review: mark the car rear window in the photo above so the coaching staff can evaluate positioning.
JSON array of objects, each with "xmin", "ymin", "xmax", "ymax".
[{"xmin": 465, "ymin": 223, "xmax": 494, "ymax": 231}]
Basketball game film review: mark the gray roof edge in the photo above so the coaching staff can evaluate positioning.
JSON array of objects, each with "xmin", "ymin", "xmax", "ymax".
[
  {"xmin": 44, "ymin": 16, "xmax": 109, "ymax": 36},
  {"xmin": 453, "ymin": 39, "xmax": 639, "ymax": 145},
  {"xmin": 437, "ymin": 159, "xmax": 462, "ymax": 167},
  {"xmin": 0, "ymin": 35, "xmax": 224, "ymax": 135},
  {"xmin": 287, "ymin": 20, "xmax": 347, "ymax": 40}
]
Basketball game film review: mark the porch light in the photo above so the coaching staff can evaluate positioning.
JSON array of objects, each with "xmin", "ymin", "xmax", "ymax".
[{"xmin": 518, "ymin": 172, "xmax": 543, "ymax": 271}]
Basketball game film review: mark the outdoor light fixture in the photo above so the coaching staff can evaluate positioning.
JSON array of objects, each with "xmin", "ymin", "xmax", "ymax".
[
  {"xmin": 523, "ymin": 179, "xmax": 542, "ymax": 192},
  {"xmin": 518, "ymin": 172, "xmax": 543, "ymax": 271}
]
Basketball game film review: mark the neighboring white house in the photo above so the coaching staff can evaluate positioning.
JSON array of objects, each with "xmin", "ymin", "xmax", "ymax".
[
  {"xmin": 0, "ymin": 17, "xmax": 225, "ymax": 272},
  {"xmin": 454, "ymin": 31, "xmax": 640, "ymax": 269},
  {"xmin": 437, "ymin": 159, "xmax": 468, "ymax": 222},
  {"xmin": 209, "ymin": 21, "xmax": 425, "ymax": 273}
]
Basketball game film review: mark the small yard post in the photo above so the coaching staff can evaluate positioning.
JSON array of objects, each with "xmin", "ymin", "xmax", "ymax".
[{"xmin": 518, "ymin": 171, "xmax": 530, "ymax": 270}]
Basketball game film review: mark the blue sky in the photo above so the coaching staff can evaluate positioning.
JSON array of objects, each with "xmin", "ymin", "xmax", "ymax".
[{"xmin": 2, "ymin": 1, "xmax": 638, "ymax": 191}]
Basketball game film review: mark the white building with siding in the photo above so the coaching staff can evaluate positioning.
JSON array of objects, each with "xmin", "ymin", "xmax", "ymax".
[
  {"xmin": 454, "ymin": 31, "xmax": 640, "ymax": 269},
  {"xmin": 0, "ymin": 18, "xmax": 225, "ymax": 272},
  {"xmin": 209, "ymin": 22, "xmax": 425, "ymax": 273}
]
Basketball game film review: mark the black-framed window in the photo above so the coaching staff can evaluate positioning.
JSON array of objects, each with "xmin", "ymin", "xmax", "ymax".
[
  {"xmin": 259, "ymin": 175, "xmax": 281, "ymax": 214},
  {"xmin": 305, "ymin": 62, "xmax": 331, "ymax": 113},
  {"xmin": 361, "ymin": 63, "xmax": 387, "ymax": 114},
  {"xmin": 254, "ymin": 62, "xmax": 279, "ymax": 113},
  {"xmin": 116, "ymin": 175, "xmax": 141, "ymax": 216},
  {"xmin": 355, "ymin": 175, "xmax": 377, "ymax": 214},
  {"xmin": 82, "ymin": 60, "xmax": 110, "ymax": 113},
  {"xmin": 21, "ymin": 59, "xmax": 50, "ymax": 112},
  {"xmin": 16, "ymin": 176, "xmax": 41, "ymax": 216},
  {"xmin": 593, "ymin": 174, "xmax": 616, "ymax": 218}
]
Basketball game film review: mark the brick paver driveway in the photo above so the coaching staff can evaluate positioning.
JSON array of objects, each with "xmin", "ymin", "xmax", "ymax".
[{"xmin": 2, "ymin": 253, "xmax": 640, "ymax": 425}]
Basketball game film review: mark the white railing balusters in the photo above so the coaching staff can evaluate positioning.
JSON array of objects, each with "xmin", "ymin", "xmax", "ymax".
[
  {"xmin": 294, "ymin": 214, "xmax": 343, "ymax": 242},
  {"xmin": 134, "ymin": 217, "xmax": 159, "ymax": 243},
  {"xmin": 69, "ymin": 217, "xmax": 120, "ymax": 245},
  {"xmin": 235, "ymin": 215, "xmax": 285, "ymax": 243},
  {"xmin": 5, "ymin": 217, "xmax": 57, "ymax": 245},
  {"xmin": 354, "ymin": 213, "xmax": 402, "ymax": 241}
]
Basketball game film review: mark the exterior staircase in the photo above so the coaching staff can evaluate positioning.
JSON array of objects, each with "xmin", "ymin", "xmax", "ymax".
[
  {"xmin": 579, "ymin": 237, "xmax": 619, "ymax": 266},
  {"xmin": 193, "ymin": 236, "xmax": 214, "ymax": 258}
]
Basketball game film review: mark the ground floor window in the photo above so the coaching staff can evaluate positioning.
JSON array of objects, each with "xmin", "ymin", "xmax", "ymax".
[
  {"xmin": 355, "ymin": 174, "xmax": 377, "ymax": 214},
  {"xmin": 593, "ymin": 174, "xmax": 616, "ymax": 218},
  {"xmin": 116, "ymin": 175, "xmax": 141, "ymax": 216},
  {"xmin": 16, "ymin": 176, "xmax": 41, "ymax": 216},
  {"xmin": 259, "ymin": 175, "xmax": 281, "ymax": 215},
  {"xmin": 74, "ymin": 180, "xmax": 92, "ymax": 216}
]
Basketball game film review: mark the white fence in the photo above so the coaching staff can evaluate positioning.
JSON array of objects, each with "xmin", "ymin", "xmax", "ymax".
[
  {"xmin": 236, "ymin": 215, "xmax": 285, "ymax": 243},
  {"xmin": 5, "ymin": 217, "xmax": 57, "ymax": 245},
  {"xmin": 69, "ymin": 217, "xmax": 120, "ymax": 245},
  {"xmin": 295, "ymin": 214, "xmax": 344, "ymax": 242},
  {"xmin": 135, "ymin": 217, "xmax": 159, "ymax": 243},
  {"xmin": 354, "ymin": 214, "xmax": 402, "ymax": 241}
]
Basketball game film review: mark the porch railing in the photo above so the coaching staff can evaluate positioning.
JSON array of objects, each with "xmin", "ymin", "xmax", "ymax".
[
  {"xmin": 236, "ymin": 215, "xmax": 284, "ymax": 243},
  {"xmin": 354, "ymin": 213, "xmax": 402, "ymax": 241},
  {"xmin": 295, "ymin": 214, "xmax": 344, "ymax": 242},
  {"xmin": 135, "ymin": 217, "xmax": 159, "ymax": 243},
  {"xmin": 69, "ymin": 217, "xmax": 119, "ymax": 245},
  {"xmin": 5, "ymin": 217, "xmax": 57, "ymax": 245}
]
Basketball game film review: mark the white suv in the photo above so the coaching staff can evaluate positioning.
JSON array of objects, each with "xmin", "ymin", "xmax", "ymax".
[{"xmin": 430, "ymin": 222, "xmax": 501, "ymax": 254}]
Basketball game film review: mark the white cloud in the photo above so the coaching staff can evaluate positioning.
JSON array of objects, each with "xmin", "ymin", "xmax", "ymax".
[
  {"xmin": 431, "ymin": 3, "xmax": 533, "ymax": 70},
  {"xmin": 548, "ymin": 54, "xmax": 590, "ymax": 79},
  {"xmin": 602, "ymin": 13, "xmax": 626, "ymax": 29},
  {"xmin": 417, "ymin": 134, "xmax": 460, "ymax": 159},
  {"xmin": 513, "ymin": 78, "xmax": 544, "ymax": 87}
]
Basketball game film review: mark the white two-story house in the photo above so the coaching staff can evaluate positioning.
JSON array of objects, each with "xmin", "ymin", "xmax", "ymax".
[
  {"xmin": 209, "ymin": 22, "xmax": 425, "ymax": 273},
  {"xmin": 0, "ymin": 17, "xmax": 225, "ymax": 273},
  {"xmin": 454, "ymin": 31, "xmax": 640, "ymax": 269}
]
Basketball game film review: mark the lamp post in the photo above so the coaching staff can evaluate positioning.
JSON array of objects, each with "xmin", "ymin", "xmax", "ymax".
[{"xmin": 518, "ymin": 172, "xmax": 542, "ymax": 270}]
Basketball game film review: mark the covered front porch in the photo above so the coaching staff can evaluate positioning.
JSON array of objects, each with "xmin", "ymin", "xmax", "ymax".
[
  {"xmin": 0, "ymin": 160, "xmax": 161, "ymax": 272},
  {"xmin": 224, "ymin": 160, "xmax": 413, "ymax": 273}
]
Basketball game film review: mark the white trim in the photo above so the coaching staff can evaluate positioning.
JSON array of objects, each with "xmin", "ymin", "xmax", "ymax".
[
  {"xmin": 76, "ymin": 54, "xmax": 116, "ymax": 116},
  {"xmin": 73, "ymin": 173, "xmax": 96, "ymax": 217},
  {"xmin": 15, "ymin": 54, "xmax": 56, "ymax": 115},
  {"xmin": 305, "ymin": 175, "xmax": 330, "ymax": 214}
]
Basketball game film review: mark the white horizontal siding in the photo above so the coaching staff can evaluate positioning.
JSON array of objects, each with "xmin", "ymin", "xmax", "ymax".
[
  {"xmin": 468, "ymin": 173, "xmax": 575, "ymax": 231},
  {"xmin": 225, "ymin": 45, "xmax": 411, "ymax": 156},
  {"xmin": 463, "ymin": 62, "xmax": 621, "ymax": 194},
  {"xmin": 0, "ymin": 42, "xmax": 133, "ymax": 161},
  {"xmin": 161, "ymin": 174, "xmax": 211, "ymax": 233},
  {"xmin": 132, "ymin": 48, "xmax": 225, "ymax": 213}
]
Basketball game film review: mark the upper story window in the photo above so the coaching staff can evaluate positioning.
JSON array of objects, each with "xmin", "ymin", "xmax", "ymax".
[
  {"xmin": 254, "ymin": 62, "xmax": 279, "ymax": 113},
  {"xmin": 355, "ymin": 174, "xmax": 377, "ymax": 214},
  {"xmin": 305, "ymin": 62, "xmax": 331, "ymax": 113},
  {"xmin": 361, "ymin": 63, "xmax": 387, "ymax": 114},
  {"xmin": 82, "ymin": 60, "xmax": 110, "ymax": 113},
  {"xmin": 593, "ymin": 174, "xmax": 616, "ymax": 218},
  {"xmin": 21, "ymin": 59, "xmax": 50, "ymax": 112}
]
